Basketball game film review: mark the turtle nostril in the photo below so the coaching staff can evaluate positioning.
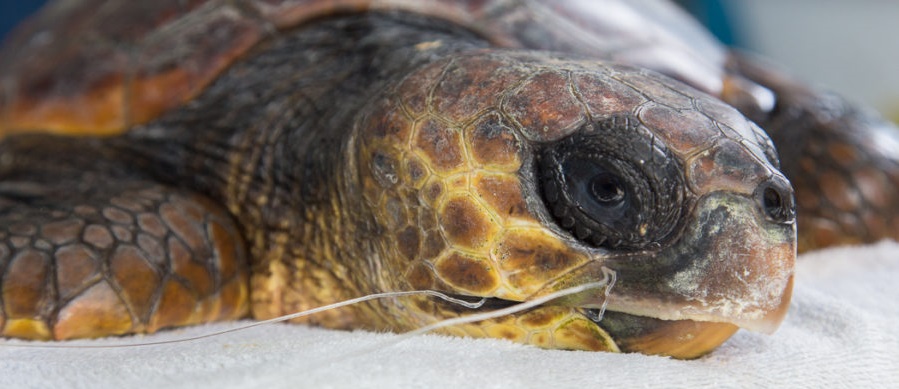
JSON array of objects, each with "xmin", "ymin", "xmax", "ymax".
[{"xmin": 758, "ymin": 179, "xmax": 796, "ymax": 224}]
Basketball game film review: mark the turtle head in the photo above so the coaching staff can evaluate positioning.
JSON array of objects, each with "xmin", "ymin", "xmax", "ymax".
[{"xmin": 352, "ymin": 51, "xmax": 795, "ymax": 358}]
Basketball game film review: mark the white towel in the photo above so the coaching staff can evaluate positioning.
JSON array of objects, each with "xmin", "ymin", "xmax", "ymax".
[{"xmin": 2, "ymin": 242, "xmax": 898, "ymax": 389}]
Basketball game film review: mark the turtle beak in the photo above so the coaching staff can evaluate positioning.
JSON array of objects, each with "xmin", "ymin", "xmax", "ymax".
[{"xmin": 539, "ymin": 191, "xmax": 796, "ymax": 334}]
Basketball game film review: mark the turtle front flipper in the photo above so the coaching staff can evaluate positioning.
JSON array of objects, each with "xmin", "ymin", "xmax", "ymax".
[{"xmin": 0, "ymin": 135, "xmax": 249, "ymax": 340}]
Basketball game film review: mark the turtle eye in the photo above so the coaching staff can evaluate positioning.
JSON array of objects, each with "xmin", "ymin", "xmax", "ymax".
[
  {"xmin": 590, "ymin": 173, "xmax": 625, "ymax": 205},
  {"xmin": 538, "ymin": 117, "xmax": 685, "ymax": 250}
]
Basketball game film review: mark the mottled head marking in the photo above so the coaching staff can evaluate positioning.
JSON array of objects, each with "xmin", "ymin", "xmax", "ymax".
[{"xmin": 349, "ymin": 51, "xmax": 794, "ymax": 355}]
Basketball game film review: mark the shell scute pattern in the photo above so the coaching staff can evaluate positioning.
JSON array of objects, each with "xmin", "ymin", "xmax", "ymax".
[
  {"xmin": 503, "ymin": 70, "xmax": 585, "ymax": 142},
  {"xmin": 359, "ymin": 53, "xmax": 604, "ymax": 306},
  {"xmin": 464, "ymin": 113, "xmax": 522, "ymax": 171},
  {"xmin": 0, "ymin": 183, "xmax": 249, "ymax": 340}
]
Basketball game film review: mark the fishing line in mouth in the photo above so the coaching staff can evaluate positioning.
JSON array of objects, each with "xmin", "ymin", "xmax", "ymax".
[
  {"xmin": 0, "ymin": 267, "xmax": 615, "ymax": 350},
  {"xmin": 250, "ymin": 266, "xmax": 617, "ymax": 389}
]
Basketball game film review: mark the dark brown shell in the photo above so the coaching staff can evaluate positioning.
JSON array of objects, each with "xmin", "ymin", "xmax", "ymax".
[{"xmin": 0, "ymin": 0, "xmax": 728, "ymax": 136}]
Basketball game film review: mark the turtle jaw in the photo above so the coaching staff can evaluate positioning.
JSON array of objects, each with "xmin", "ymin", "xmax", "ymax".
[
  {"xmin": 589, "ymin": 310, "xmax": 740, "ymax": 359},
  {"xmin": 605, "ymin": 192, "xmax": 795, "ymax": 334},
  {"xmin": 540, "ymin": 191, "xmax": 795, "ymax": 339}
]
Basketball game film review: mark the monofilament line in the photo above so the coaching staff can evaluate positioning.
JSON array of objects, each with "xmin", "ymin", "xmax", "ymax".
[
  {"xmin": 403, "ymin": 265, "xmax": 616, "ymax": 340},
  {"xmin": 250, "ymin": 266, "xmax": 617, "ymax": 388},
  {"xmin": 0, "ymin": 290, "xmax": 487, "ymax": 349},
  {"xmin": 0, "ymin": 266, "xmax": 615, "ymax": 351}
]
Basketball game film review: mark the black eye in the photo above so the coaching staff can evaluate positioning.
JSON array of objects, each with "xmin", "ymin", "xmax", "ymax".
[
  {"xmin": 537, "ymin": 118, "xmax": 684, "ymax": 250},
  {"xmin": 591, "ymin": 173, "xmax": 625, "ymax": 205}
]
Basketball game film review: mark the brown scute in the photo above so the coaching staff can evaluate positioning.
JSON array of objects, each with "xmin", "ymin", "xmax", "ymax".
[
  {"xmin": 82, "ymin": 224, "xmax": 115, "ymax": 249},
  {"xmin": 474, "ymin": 174, "xmax": 529, "ymax": 219},
  {"xmin": 414, "ymin": 119, "xmax": 465, "ymax": 173},
  {"xmin": 2, "ymin": 250, "xmax": 50, "ymax": 317},
  {"xmin": 404, "ymin": 155, "xmax": 430, "ymax": 187},
  {"xmin": 128, "ymin": 4, "xmax": 267, "ymax": 126},
  {"xmin": 405, "ymin": 262, "xmax": 435, "ymax": 290},
  {"xmin": 0, "ymin": 1, "xmax": 264, "ymax": 136},
  {"xmin": 802, "ymin": 217, "xmax": 843, "ymax": 251},
  {"xmin": 504, "ymin": 71, "xmax": 584, "ymax": 142},
  {"xmin": 73, "ymin": 205, "xmax": 99, "ymax": 217},
  {"xmin": 367, "ymin": 100, "xmax": 414, "ymax": 145},
  {"xmin": 209, "ymin": 220, "xmax": 243, "ymax": 281},
  {"xmin": 439, "ymin": 196, "xmax": 497, "ymax": 250},
  {"xmin": 148, "ymin": 279, "xmax": 198, "ymax": 332},
  {"xmin": 137, "ymin": 233, "xmax": 166, "ymax": 261},
  {"xmin": 10, "ymin": 237, "xmax": 29, "ymax": 249},
  {"xmin": 855, "ymin": 167, "xmax": 892, "ymax": 209},
  {"xmin": 614, "ymin": 71, "xmax": 694, "ymax": 110},
  {"xmin": 692, "ymin": 92, "xmax": 747, "ymax": 131},
  {"xmin": 794, "ymin": 175, "xmax": 821, "ymax": 210},
  {"xmin": 686, "ymin": 138, "xmax": 770, "ymax": 195},
  {"xmin": 102, "ymin": 206, "xmax": 134, "ymax": 225},
  {"xmin": 423, "ymin": 181, "xmax": 444, "ymax": 203},
  {"xmin": 420, "ymin": 231, "xmax": 448, "ymax": 260},
  {"xmin": 54, "ymin": 244, "xmax": 100, "ymax": 300},
  {"xmin": 396, "ymin": 226, "xmax": 422, "ymax": 261},
  {"xmin": 160, "ymin": 202, "xmax": 208, "ymax": 253},
  {"xmin": 638, "ymin": 103, "xmax": 720, "ymax": 156},
  {"xmin": 111, "ymin": 225, "xmax": 133, "ymax": 242},
  {"xmin": 54, "ymin": 281, "xmax": 134, "ymax": 339},
  {"xmin": 828, "ymin": 142, "xmax": 860, "ymax": 166},
  {"xmin": 137, "ymin": 213, "xmax": 168, "ymax": 237},
  {"xmin": 382, "ymin": 195, "xmax": 409, "ymax": 229},
  {"xmin": 40, "ymin": 219, "xmax": 85, "ymax": 246},
  {"xmin": 215, "ymin": 277, "xmax": 249, "ymax": 321},
  {"xmin": 3, "ymin": 43, "xmax": 130, "ymax": 136},
  {"xmin": 110, "ymin": 195, "xmax": 149, "ymax": 213},
  {"xmin": 496, "ymin": 230, "xmax": 583, "ymax": 277},
  {"xmin": 435, "ymin": 252, "xmax": 498, "ymax": 294},
  {"xmin": 370, "ymin": 151, "xmax": 400, "ymax": 189},
  {"xmin": 821, "ymin": 170, "xmax": 861, "ymax": 212},
  {"xmin": 110, "ymin": 245, "xmax": 162, "ymax": 321},
  {"xmin": 466, "ymin": 113, "xmax": 522, "ymax": 169},
  {"xmin": 396, "ymin": 60, "xmax": 447, "ymax": 116},
  {"xmin": 573, "ymin": 72, "xmax": 646, "ymax": 120},
  {"xmin": 9, "ymin": 222, "xmax": 37, "ymax": 236},
  {"xmin": 432, "ymin": 56, "xmax": 526, "ymax": 122},
  {"xmin": 172, "ymin": 248, "xmax": 215, "ymax": 297}
]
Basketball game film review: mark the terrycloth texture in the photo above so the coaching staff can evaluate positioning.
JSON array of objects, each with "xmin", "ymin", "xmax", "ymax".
[{"xmin": 2, "ymin": 242, "xmax": 898, "ymax": 389}]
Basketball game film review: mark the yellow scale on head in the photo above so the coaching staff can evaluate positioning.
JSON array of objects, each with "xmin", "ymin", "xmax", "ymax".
[{"xmin": 353, "ymin": 52, "xmax": 619, "ymax": 351}]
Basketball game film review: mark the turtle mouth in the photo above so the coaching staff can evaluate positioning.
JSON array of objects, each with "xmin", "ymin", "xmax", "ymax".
[
  {"xmin": 591, "ymin": 310, "xmax": 741, "ymax": 359},
  {"xmin": 438, "ymin": 294, "xmax": 737, "ymax": 358}
]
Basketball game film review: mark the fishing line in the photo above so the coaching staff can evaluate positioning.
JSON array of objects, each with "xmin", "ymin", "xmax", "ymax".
[
  {"xmin": 0, "ymin": 266, "xmax": 615, "ymax": 353},
  {"xmin": 248, "ymin": 267, "xmax": 617, "ymax": 388},
  {"xmin": 0, "ymin": 290, "xmax": 486, "ymax": 349}
]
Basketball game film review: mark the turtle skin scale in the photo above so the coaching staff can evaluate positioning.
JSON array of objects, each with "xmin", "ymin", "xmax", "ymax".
[{"xmin": 0, "ymin": 0, "xmax": 892, "ymax": 359}]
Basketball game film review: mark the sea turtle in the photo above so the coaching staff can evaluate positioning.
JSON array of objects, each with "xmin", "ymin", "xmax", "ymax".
[{"xmin": 0, "ymin": 0, "xmax": 894, "ymax": 359}]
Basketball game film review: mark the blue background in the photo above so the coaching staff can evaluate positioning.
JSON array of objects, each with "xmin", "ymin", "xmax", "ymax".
[
  {"xmin": 2, "ymin": 1, "xmax": 734, "ymax": 44},
  {"xmin": 1, "ymin": 1, "xmax": 46, "ymax": 41}
]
